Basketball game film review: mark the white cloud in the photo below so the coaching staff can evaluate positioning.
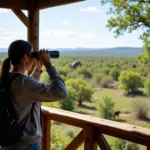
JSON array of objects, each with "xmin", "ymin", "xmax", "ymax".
[
  {"xmin": 80, "ymin": 6, "xmax": 103, "ymax": 13},
  {"xmin": 0, "ymin": 8, "xmax": 10, "ymax": 13},
  {"xmin": 61, "ymin": 20, "xmax": 70, "ymax": 24},
  {"xmin": 41, "ymin": 29, "xmax": 96, "ymax": 39},
  {"xmin": 0, "ymin": 29, "xmax": 26, "ymax": 47}
]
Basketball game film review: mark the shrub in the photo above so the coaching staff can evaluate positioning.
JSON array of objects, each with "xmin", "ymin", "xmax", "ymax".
[
  {"xmin": 144, "ymin": 79, "xmax": 150, "ymax": 96},
  {"xmin": 59, "ymin": 86, "xmax": 77, "ymax": 111},
  {"xmin": 100, "ymin": 76, "xmax": 114, "ymax": 88},
  {"xmin": 98, "ymin": 96, "xmax": 115, "ymax": 119},
  {"xmin": 131, "ymin": 99, "xmax": 150, "ymax": 119},
  {"xmin": 113, "ymin": 139, "xmax": 139, "ymax": 150},
  {"xmin": 51, "ymin": 126, "xmax": 72, "ymax": 150},
  {"xmin": 119, "ymin": 71, "xmax": 142, "ymax": 94},
  {"xmin": 110, "ymin": 68, "xmax": 120, "ymax": 81}
]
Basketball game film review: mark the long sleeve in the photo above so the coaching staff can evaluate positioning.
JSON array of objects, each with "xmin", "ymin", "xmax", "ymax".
[
  {"xmin": 16, "ymin": 66, "xmax": 68, "ymax": 102},
  {"xmin": 30, "ymin": 68, "xmax": 42, "ymax": 81}
]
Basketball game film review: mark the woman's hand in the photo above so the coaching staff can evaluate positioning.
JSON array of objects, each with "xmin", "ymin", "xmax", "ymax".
[
  {"xmin": 35, "ymin": 59, "xmax": 43, "ymax": 71},
  {"xmin": 38, "ymin": 49, "xmax": 53, "ymax": 69}
]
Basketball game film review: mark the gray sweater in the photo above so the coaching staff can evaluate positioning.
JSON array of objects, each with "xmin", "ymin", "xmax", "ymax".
[{"xmin": 9, "ymin": 66, "xmax": 68, "ymax": 145}]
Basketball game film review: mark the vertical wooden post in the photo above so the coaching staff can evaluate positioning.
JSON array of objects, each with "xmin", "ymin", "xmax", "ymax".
[
  {"xmin": 42, "ymin": 114, "xmax": 51, "ymax": 150},
  {"xmin": 147, "ymin": 145, "xmax": 150, "ymax": 150},
  {"xmin": 28, "ymin": 9, "xmax": 39, "ymax": 50},
  {"xmin": 84, "ymin": 125, "xmax": 97, "ymax": 150},
  {"xmin": 27, "ymin": 8, "xmax": 39, "ymax": 76}
]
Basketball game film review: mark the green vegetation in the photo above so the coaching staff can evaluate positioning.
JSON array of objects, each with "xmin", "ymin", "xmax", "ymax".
[
  {"xmin": 100, "ymin": 0, "xmax": 150, "ymax": 65},
  {"xmin": 98, "ymin": 96, "xmax": 115, "ymax": 119},
  {"xmin": 119, "ymin": 71, "xmax": 142, "ymax": 94},
  {"xmin": 0, "ymin": 54, "xmax": 150, "ymax": 150}
]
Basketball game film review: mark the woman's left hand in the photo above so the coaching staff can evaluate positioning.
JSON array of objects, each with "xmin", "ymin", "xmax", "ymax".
[{"xmin": 35, "ymin": 59, "xmax": 43, "ymax": 71}]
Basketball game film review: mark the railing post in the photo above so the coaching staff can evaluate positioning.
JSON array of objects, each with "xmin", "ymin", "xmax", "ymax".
[
  {"xmin": 41, "ymin": 114, "xmax": 51, "ymax": 150},
  {"xmin": 97, "ymin": 130, "xmax": 111, "ymax": 150},
  {"xmin": 84, "ymin": 125, "xmax": 97, "ymax": 150}
]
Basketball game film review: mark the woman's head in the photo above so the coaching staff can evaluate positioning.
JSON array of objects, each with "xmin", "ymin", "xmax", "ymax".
[{"xmin": 0, "ymin": 40, "xmax": 34, "ymax": 79}]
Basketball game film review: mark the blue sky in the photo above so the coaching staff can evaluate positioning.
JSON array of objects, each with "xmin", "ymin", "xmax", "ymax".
[{"xmin": 0, "ymin": 0, "xmax": 143, "ymax": 48}]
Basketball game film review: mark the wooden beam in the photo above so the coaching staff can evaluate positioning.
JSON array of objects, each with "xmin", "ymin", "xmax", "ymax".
[
  {"xmin": 38, "ymin": 0, "xmax": 84, "ymax": 10},
  {"xmin": 27, "ymin": 8, "xmax": 39, "ymax": 76},
  {"xmin": 11, "ymin": 9, "xmax": 29, "ymax": 28},
  {"xmin": 65, "ymin": 130, "xmax": 84, "ymax": 150},
  {"xmin": 41, "ymin": 115, "xmax": 51, "ymax": 150},
  {"xmin": 84, "ymin": 126, "xmax": 97, "ymax": 150},
  {"xmin": 0, "ymin": 0, "xmax": 28, "ymax": 9},
  {"xmin": 96, "ymin": 130, "xmax": 111, "ymax": 150}
]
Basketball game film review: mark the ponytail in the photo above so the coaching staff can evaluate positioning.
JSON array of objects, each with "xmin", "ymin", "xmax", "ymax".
[{"xmin": 0, "ymin": 57, "xmax": 11, "ymax": 80}]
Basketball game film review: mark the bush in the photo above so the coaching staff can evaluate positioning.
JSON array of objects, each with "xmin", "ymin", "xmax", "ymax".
[
  {"xmin": 90, "ymin": 74, "xmax": 104, "ymax": 87},
  {"xmin": 98, "ymin": 96, "xmax": 115, "ymax": 119},
  {"xmin": 77, "ymin": 67, "xmax": 92, "ymax": 79},
  {"xmin": 59, "ymin": 86, "xmax": 77, "ymax": 111},
  {"xmin": 112, "ymin": 139, "xmax": 139, "ymax": 150},
  {"xmin": 100, "ymin": 76, "xmax": 114, "ymax": 88},
  {"xmin": 144, "ymin": 79, "xmax": 150, "ymax": 96},
  {"xmin": 131, "ymin": 99, "xmax": 150, "ymax": 119},
  {"xmin": 51, "ymin": 125, "xmax": 72, "ymax": 150},
  {"xmin": 64, "ymin": 128, "xmax": 76, "ymax": 139},
  {"xmin": 119, "ymin": 71, "xmax": 142, "ymax": 94},
  {"xmin": 110, "ymin": 68, "xmax": 120, "ymax": 81}
]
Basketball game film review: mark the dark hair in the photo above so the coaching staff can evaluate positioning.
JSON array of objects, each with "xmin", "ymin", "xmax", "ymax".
[{"xmin": 0, "ymin": 40, "xmax": 32, "ymax": 80}]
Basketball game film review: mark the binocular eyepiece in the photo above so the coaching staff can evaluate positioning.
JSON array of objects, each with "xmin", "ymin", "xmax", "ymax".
[{"xmin": 31, "ymin": 51, "xmax": 59, "ymax": 59}]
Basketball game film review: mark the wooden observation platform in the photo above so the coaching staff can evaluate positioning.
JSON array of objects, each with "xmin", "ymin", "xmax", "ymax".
[{"xmin": 0, "ymin": 0, "xmax": 150, "ymax": 150}]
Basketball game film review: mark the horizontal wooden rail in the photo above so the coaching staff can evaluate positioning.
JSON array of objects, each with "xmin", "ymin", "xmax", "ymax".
[{"xmin": 41, "ymin": 106, "xmax": 150, "ymax": 150}]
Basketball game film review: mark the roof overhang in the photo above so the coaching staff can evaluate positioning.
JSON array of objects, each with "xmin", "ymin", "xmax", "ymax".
[{"xmin": 0, "ymin": 0, "xmax": 84, "ymax": 10}]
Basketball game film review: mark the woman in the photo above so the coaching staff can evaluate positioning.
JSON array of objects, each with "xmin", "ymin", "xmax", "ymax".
[{"xmin": 0, "ymin": 40, "xmax": 68, "ymax": 150}]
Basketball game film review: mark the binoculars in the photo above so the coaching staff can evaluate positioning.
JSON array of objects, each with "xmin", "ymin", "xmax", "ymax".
[{"xmin": 31, "ymin": 51, "xmax": 59, "ymax": 59}]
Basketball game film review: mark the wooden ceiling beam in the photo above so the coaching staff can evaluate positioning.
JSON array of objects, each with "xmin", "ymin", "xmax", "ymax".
[
  {"xmin": 11, "ymin": 9, "xmax": 29, "ymax": 27},
  {"xmin": 0, "ymin": 0, "xmax": 28, "ymax": 9},
  {"xmin": 38, "ymin": 0, "xmax": 84, "ymax": 10}
]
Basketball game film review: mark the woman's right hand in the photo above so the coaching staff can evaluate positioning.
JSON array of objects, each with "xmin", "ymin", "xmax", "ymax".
[{"xmin": 38, "ymin": 49, "xmax": 53, "ymax": 69}]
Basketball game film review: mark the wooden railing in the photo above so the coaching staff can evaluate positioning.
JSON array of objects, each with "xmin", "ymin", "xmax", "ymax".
[{"xmin": 41, "ymin": 106, "xmax": 150, "ymax": 150}]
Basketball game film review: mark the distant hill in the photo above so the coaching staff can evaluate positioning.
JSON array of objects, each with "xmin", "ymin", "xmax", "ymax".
[
  {"xmin": 58, "ymin": 47, "xmax": 143, "ymax": 57},
  {"xmin": 0, "ymin": 47, "xmax": 143, "ymax": 57}
]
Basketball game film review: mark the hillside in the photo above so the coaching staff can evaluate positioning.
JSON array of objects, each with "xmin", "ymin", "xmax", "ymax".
[{"xmin": 0, "ymin": 47, "xmax": 143, "ymax": 57}]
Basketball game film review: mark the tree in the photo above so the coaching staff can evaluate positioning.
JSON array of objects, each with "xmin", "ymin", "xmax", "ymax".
[
  {"xmin": 100, "ymin": 76, "xmax": 114, "ymax": 88},
  {"xmin": 100, "ymin": 0, "xmax": 150, "ymax": 64},
  {"xmin": 66, "ymin": 78, "xmax": 93, "ymax": 106},
  {"xmin": 119, "ymin": 71, "xmax": 141, "ymax": 94},
  {"xmin": 77, "ymin": 67, "xmax": 92, "ymax": 79},
  {"xmin": 110, "ymin": 68, "xmax": 120, "ymax": 81},
  {"xmin": 98, "ymin": 96, "xmax": 115, "ymax": 119},
  {"xmin": 144, "ymin": 78, "xmax": 150, "ymax": 96},
  {"xmin": 59, "ymin": 86, "xmax": 77, "ymax": 111}
]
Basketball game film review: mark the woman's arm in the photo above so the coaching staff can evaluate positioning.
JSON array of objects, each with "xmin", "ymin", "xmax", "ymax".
[
  {"xmin": 29, "ymin": 68, "xmax": 42, "ymax": 81},
  {"xmin": 20, "ymin": 66, "xmax": 68, "ymax": 102}
]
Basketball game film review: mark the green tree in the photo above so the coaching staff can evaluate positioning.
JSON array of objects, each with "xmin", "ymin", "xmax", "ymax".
[
  {"xmin": 59, "ymin": 86, "xmax": 77, "ymax": 111},
  {"xmin": 110, "ymin": 68, "xmax": 120, "ymax": 81},
  {"xmin": 98, "ymin": 96, "xmax": 115, "ymax": 119},
  {"xmin": 144, "ymin": 78, "xmax": 150, "ymax": 96},
  {"xmin": 77, "ymin": 67, "xmax": 92, "ymax": 79},
  {"xmin": 66, "ymin": 78, "xmax": 93, "ymax": 106},
  {"xmin": 100, "ymin": 76, "xmax": 114, "ymax": 88},
  {"xmin": 119, "ymin": 71, "xmax": 141, "ymax": 94},
  {"xmin": 100, "ymin": 0, "xmax": 150, "ymax": 64}
]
